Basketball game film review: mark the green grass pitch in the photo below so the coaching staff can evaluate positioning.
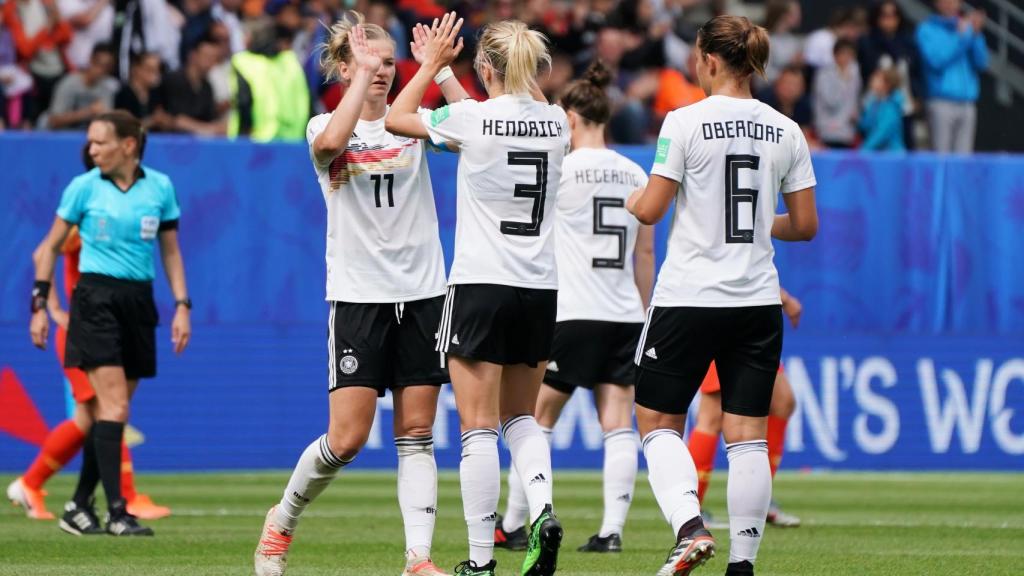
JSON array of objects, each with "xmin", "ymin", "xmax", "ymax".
[{"xmin": 2, "ymin": 471, "xmax": 1022, "ymax": 575}]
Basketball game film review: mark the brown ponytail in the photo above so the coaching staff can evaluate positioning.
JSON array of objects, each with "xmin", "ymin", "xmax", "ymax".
[
  {"xmin": 697, "ymin": 15, "xmax": 770, "ymax": 79},
  {"xmin": 559, "ymin": 60, "xmax": 613, "ymax": 125},
  {"xmin": 94, "ymin": 110, "xmax": 146, "ymax": 160}
]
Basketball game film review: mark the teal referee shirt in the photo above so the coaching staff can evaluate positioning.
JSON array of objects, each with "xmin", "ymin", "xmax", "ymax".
[{"xmin": 56, "ymin": 166, "xmax": 181, "ymax": 281}]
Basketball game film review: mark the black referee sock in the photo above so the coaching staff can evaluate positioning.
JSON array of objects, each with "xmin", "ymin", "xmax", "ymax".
[
  {"xmin": 72, "ymin": 428, "xmax": 100, "ymax": 508},
  {"xmin": 93, "ymin": 420, "xmax": 126, "ymax": 512}
]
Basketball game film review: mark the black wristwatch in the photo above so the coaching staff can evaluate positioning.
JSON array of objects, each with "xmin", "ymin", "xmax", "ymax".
[{"xmin": 175, "ymin": 298, "xmax": 193, "ymax": 310}]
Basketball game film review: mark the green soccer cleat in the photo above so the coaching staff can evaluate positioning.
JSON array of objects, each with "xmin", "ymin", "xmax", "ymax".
[
  {"xmin": 522, "ymin": 504, "xmax": 563, "ymax": 576},
  {"xmin": 454, "ymin": 559, "xmax": 497, "ymax": 576}
]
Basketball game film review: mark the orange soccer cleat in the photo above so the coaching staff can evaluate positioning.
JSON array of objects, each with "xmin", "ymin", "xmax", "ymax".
[
  {"xmin": 7, "ymin": 477, "xmax": 55, "ymax": 520},
  {"xmin": 126, "ymin": 493, "xmax": 172, "ymax": 520}
]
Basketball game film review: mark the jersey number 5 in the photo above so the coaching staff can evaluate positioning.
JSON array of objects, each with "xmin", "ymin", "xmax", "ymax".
[
  {"xmin": 500, "ymin": 152, "xmax": 548, "ymax": 236},
  {"xmin": 593, "ymin": 197, "xmax": 626, "ymax": 269},
  {"xmin": 370, "ymin": 174, "xmax": 395, "ymax": 208},
  {"xmin": 725, "ymin": 154, "xmax": 760, "ymax": 244}
]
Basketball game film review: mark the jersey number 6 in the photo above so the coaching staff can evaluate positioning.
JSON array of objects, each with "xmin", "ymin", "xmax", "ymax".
[
  {"xmin": 725, "ymin": 154, "xmax": 760, "ymax": 244},
  {"xmin": 500, "ymin": 152, "xmax": 549, "ymax": 237}
]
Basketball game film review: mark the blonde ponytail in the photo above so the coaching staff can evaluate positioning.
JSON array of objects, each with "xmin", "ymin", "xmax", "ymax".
[
  {"xmin": 320, "ymin": 11, "xmax": 392, "ymax": 83},
  {"xmin": 477, "ymin": 20, "xmax": 551, "ymax": 94}
]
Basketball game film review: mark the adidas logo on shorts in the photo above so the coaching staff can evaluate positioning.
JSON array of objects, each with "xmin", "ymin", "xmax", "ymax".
[
  {"xmin": 645, "ymin": 347, "xmax": 658, "ymax": 360},
  {"xmin": 547, "ymin": 361, "xmax": 559, "ymax": 372},
  {"xmin": 451, "ymin": 334, "xmax": 460, "ymax": 346}
]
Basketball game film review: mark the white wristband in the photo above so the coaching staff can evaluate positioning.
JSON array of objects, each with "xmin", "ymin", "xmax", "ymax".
[{"xmin": 433, "ymin": 66, "xmax": 454, "ymax": 85}]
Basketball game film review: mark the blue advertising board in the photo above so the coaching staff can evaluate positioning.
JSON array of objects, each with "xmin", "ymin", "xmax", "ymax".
[{"xmin": 0, "ymin": 134, "xmax": 1021, "ymax": 471}]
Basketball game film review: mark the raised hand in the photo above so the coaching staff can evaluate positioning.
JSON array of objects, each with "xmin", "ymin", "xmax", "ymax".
[
  {"xmin": 420, "ymin": 11, "xmax": 464, "ymax": 72},
  {"xmin": 410, "ymin": 22, "xmax": 430, "ymax": 65},
  {"xmin": 349, "ymin": 24, "xmax": 382, "ymax": 75}
]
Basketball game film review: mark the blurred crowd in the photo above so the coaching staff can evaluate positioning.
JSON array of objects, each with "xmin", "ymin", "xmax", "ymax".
[{"xmin": 0, "ymin": 0, "xmax": 990, "ymax": 151}]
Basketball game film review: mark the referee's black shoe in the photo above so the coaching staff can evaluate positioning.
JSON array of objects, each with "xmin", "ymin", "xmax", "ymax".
[
  {"xmin": 59, "ymin": 499, "xmax": 105, "ymax": 536},
  {"xmin": 494, "ymin": 514, "xmax": 528, "ymax": 551},
  {"xmin": 577, "ymin": 532, "xmax": 622, "ymax": 553},
  {"xmin": 106, "ymin": 501, "xmax": 155, "ymax": 536}
]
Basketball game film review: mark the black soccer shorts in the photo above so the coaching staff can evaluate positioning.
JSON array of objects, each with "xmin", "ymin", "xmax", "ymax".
[
  {"xmin": 544, "ymin": 320, "xmax": 643, "ymax": 393},
  {"xmin": 329, "ymin": 296, "xmax": 449, "ymax": 396},
  {"xmin": 435, "ymin": 284, "xmax": 557, "ymax": 367},
  {"xmin": 634, "ymin": 305, "xmax": 783, "ymax": 417}
]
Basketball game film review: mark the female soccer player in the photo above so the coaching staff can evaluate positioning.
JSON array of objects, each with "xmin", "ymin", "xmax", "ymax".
[
  {"xmin": 253, "ymin": 14, "xmax": 467, "ymax": 576},
  {"xmin": 387, "ymin": 14, "xmax": 570, "ymax": 576},
  {"xmin": 496, "ymin": 61, "xmax": 654, "ymax": 555},
  {"xmin": 29, "ymin": 110, "xmax": 192, "ymax": 537},
  {"xmin": 626, "ymin": 15, "xmax": 818, "ymax": 576},
  {"xmin": 690, "ymin": 290, "xmax": 803, "ymax": 529}
]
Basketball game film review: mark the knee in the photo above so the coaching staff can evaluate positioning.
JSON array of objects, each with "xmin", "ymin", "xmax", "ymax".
[
  {"xmin": 771, "ymin": 392, "xmax": 796, "ymax": 419},
  {"xmin": 326, "ymin": 429, "xmax": 368, "ymax": 461},
  {"xmin": 395, "ymin": 421, "xmax": 434, "ymax": 439},
  {"xmin": 98, "ymin": 401, "xmax": 129, "ymax": 423}
]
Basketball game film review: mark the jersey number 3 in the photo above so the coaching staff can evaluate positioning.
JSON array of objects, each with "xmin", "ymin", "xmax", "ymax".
[
  {"xmin": 500, "ymin": 152, "xmax": 548, "ymax": 236},
  {"xmin": 725, "ymin": 154, "xmax": 760, "ymax": 244}
]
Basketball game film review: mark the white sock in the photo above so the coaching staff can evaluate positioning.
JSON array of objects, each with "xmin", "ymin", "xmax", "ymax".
[
  {"xmin": 642, "ymin": 429, "xmax": 701, "ymax": 537},
  {"xmin": 726, "ymin": 440, "xmax": 771, "ymax": 564},
  {"xmin": 503, "ymin": 462, "xmax": 529, "ymax": 532},
  {"xmin": 396, "ymin": 435, "xmax": 437, "ymax": 559},
  {"xmin": 503, "ymin": 426, "xmax": 550, "ymax": 532},
  {"xmin": 502, "ymin": 415, "xmax": 553, "ymax": 524},
  {"xmin": 461, "ymin": 428, "xmax": 499, "ymax": 567},
  {"xmin": 274, "ymin": 434, "xmax": 351, "ymax": 532},
  {"xmin": 599, "ymin": 428, "xmax": 638, "ymax": 537}
]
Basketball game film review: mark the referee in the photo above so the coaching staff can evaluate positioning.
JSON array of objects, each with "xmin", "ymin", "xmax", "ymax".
[{"xmin": 29, "ymin": 110, "xmax": 191, "ymax": 537}]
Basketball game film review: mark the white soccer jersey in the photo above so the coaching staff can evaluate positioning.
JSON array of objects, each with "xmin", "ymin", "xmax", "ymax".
[
  {"xmin": 555, "ymin": 148, "xmax": 648, "ymax": 323},
  {"xmin": 308, "ymin": 111, "xmax": 447, "ymax": 303},
  {"xmin": 650, "ymin": 95, "xmax": 816, "ymax": 307},
  {"xmin": 420, "ymin": 95, "xmax": 570, "ymax": 289}
]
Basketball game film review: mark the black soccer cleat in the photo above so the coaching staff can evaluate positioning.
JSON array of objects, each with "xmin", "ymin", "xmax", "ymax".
[
  {"xmin": 59, "ymin": 500, "xmax": 105, "ymax": 536},
  {"xmin": 454, "ymin": 559, "xmax": 497, "ymax": 576},
  {"xmin": 494, "ymin": 513, "xmax": 528, "ymax": 551},
  {"xmin": 522, "ymin": 504, "xmax": 563, "ymax": 576},
  {"xmin": 577, "ymin": 532, "xmax": 622, "ymax": 553},
  {"xmin": 106, "ymin": 504, "xmax": 155, "ymax": 536}
]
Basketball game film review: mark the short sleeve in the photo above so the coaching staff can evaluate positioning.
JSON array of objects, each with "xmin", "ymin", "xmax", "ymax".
[
  {"xmin": 781, "ymin": 128, "xmax": 817, "ymax": 194},
  {"xmin": 306, "ymin": 114, "xmax": 332, "ymax": 171},
  {"xmin": 161, "ymin": 178, "xmax": 181, "ymax": 222},
  {"xmin": 56, "ymin": 175, "xmax": 89, "ymax": 224},
  {"xmin": 649, "ymin": 113, "xmax": 685, "ymax": 183},
  {"xmin": 420, "ymin": 99, "xmax": 474, "ymax": 148}
]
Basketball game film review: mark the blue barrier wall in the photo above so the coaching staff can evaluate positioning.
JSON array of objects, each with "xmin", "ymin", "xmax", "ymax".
[{"xmin": 1, "ymin": 134, "xmax": 1022, "ymax": 471}]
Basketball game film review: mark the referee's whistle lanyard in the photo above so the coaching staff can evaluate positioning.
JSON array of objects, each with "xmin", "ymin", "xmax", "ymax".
[{"xmin": 394, "ymin": 302, "xmax": 406, "ymax": 324}]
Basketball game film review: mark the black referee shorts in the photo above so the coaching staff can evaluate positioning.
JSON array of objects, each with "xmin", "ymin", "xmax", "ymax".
[
  {"xmin": 435, "ymin": 284, "xmax": 557, "ymax": 367},
  {"xmin": 634, "ymin": 305, "xmax": 783, "ymax": 417},
  {"xmin": 328, "ymin": 296, "xmax": 449, "ymax": 396},
  {"xmin": 544, "ymin": 320, "xmax": 643, "ymax": 393},
  {"xmin": 65, "ymin": 273, "xmax": 159, "ymax": 381}
]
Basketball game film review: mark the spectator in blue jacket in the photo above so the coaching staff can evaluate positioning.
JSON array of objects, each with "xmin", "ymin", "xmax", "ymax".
[
  {"xmin": 861, "ymin": 68, "xmax": 906, "ymax": 151},
  {"xmin": 916, "ymin": 0, "xmax": 989, "ymax": 153}
]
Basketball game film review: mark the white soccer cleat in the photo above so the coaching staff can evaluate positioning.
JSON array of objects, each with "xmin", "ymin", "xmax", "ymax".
[
  {"xmin": 766, "ymin": 500, "xmax": 801, "ymax": 528},
  {"xmin": 255, "ymin": 506, "xmax": 293, "ymax": 576},
  {"xmin": 7, "ymin": 477, "xmax": 55, "ymax": 520},
  {"xmin": 402, "ymin": 553, "xmax": 452, "ymax": 576}
]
